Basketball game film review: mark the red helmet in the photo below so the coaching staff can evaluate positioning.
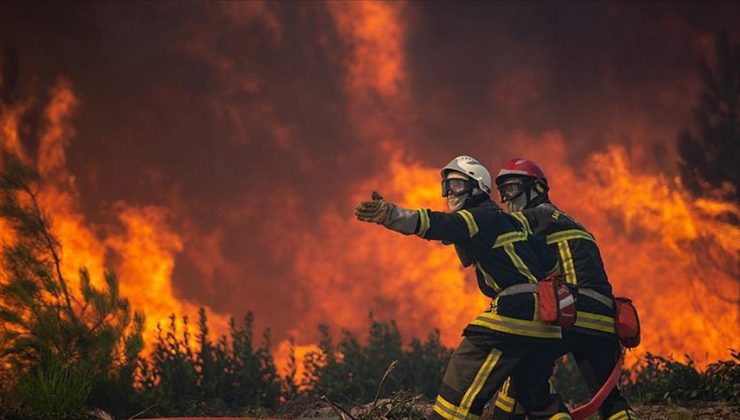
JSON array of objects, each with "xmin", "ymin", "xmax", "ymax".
[{"xmin": 495, "ymin": 158, "xmax": 549, "ymax": 191}]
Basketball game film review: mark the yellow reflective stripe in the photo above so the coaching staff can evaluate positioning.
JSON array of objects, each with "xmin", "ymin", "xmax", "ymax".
[
  {"xmin": 510, "ymin": 211, "xmax": 532, "ymax": 235},
  {"xmin": 458, "ymin": 210, "xmax": 479, "ymax": 237},
  {"xmin": 574, "ymin": 311, "xmax": 616, "ymax": 334},
  {"xmin": 557, "ymin": 241, "xmax": 577, "ymax": 285},
  {"xmin": 607, "ymin": 410, "xmax": 637, "ymax": 420},
  {"xmin": 471, "ymin": 313, "xmax": 561, "ymax": 339},
  {"xmin": 494, "ymin": 396, "xmax": 515, "ymax": 413},
  {"xmin": 493, "ymin": 231, "xmax": 527, "ymax": 248},
  {"xmin": 546, "ymin": 229, "xmax": 595, "ymax": 244},
  {"xmin": 458, "ymin": 348, "xmax": 502, "ymax": 417},
  {"xmin": 433, "ymin": 395, "xmax": 462, "ymax": 420},
  {"xmin": 496, "ymin": 387, "xmax": 516, "ymax": 405},
  {"xmin": 496, "ymin": 380, "xmax": 525, "ymax": 414},
  {"xmin": 549, "ymin": 413, "xmax": 573, "ymax": 420},
  {"xmin": 416, "ymin": 209, "xmax": 430, "ymax": 237},
  {"xmin": 476, "ymin": 263, "xmax": 502, "ymax": 293},
  {"xmin": 532, "ymin": 289, "xmax": 539, "ymax": 320},
  {"xmin": 504, "ymin": 243, "xmax": 538, "ymax": 283},
  {"xmin": 502, "ymin": 377, "xmax": 511, "ymax": 394}
]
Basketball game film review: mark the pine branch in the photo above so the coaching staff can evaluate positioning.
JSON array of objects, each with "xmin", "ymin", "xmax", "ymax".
[{"xmin": 19, "ymin": 181, "xmax": 78, "ymax": 325}]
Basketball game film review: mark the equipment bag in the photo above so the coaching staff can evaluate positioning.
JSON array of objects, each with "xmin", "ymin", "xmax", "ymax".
[
  {"xmin": 537, "ymin": 275, "xmax": 576, "ymax": 328},
  {"xmin": 614, "ymin": 297, "xmax": 640, "ymax": 348}
]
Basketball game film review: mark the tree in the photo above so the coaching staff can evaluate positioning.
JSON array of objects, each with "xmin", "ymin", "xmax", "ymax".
[
  {"xmin": 0, "ymin": 154, "xmax": 144, "ymax": 418},
  {"xmin": 678, "ymin": 29, "xmax": 740, "ymax": 202}
]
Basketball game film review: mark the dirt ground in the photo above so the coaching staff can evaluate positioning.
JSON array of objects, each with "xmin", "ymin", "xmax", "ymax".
[
  {"xmin": 283, "ymin": 399, "xmax": 739, "ymax": 419},
  {"xmin": 630, "ymin": 402, "xmax": 740, "ymax": 420}
]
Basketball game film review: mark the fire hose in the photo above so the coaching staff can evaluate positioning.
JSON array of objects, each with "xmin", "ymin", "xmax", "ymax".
[{"xmin": 570, "ymin": 349, "xmax": 624, "ymax": 420}]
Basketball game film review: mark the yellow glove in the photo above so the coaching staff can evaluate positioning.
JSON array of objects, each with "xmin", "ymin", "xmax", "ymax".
[{"xmin": 355, "ymin": 191, "xmax": 391, "ymax": 224}]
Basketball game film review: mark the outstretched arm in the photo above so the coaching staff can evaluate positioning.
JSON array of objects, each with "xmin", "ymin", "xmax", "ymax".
[
  {"xmin": 354, "ymin": 192, "xmax": 476, "ymax": 243},
  {"xmin": 354, "ymin": 191, "xmax": 419, "ymax": 235}
]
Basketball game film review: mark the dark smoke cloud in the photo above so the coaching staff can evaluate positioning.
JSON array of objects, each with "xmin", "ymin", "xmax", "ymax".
[
  {"xmin": 1, "ymin": 1, "xmax": 739, "ymax": 341},
  {"xmin": 404, "ymin": 2, "xmax": 740, "ymax": 171}
]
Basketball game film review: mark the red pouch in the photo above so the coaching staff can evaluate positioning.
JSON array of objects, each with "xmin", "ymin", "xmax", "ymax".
[
  {"xmin": 538, "ymin": 276, "xmax": 576, "ymax": 328},
  {"xmin": 614, "ymin": 297, "xmax": 640, "ymax": 348}
]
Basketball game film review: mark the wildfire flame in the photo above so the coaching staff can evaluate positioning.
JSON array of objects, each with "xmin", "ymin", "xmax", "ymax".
[
  {"xmin": 287, "ymin": 141, "xmax": 739, "ymax": 370},
  {"xmin": 0, "ymin": 80, "xmax": 229, "ymax": 351},
  {"xmin": 1, "ymin": 2, "xmax": 737, "ymax": 384}
]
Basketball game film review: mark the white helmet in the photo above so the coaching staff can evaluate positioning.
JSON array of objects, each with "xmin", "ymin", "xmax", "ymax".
[{"xmin": 441, "ymin": 155, "xmax": 492, "ymax": 195}]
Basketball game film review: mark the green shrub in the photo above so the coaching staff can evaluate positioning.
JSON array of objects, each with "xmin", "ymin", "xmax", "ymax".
[
  {"xmin": 623, "ymin": 350, "xmax": 739, "ymax": 403},
  {"xmin": 13, "ymin": 355, "xmax": 93, "ymax": 419},
  {"xmin": 302, "ymin": 313, "xmax": 452, "ymax": 404},
  {"xmin": 138, "ymin": 309, "xmax": 281, "ymax": 417},
  {"xmin": 703, "ymin": 350, "xmax": 740, "ymax": 403}
]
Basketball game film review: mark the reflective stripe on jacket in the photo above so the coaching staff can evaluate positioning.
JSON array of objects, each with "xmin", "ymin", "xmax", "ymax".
[
  {"xmin": 415, "ymin": 200, "xmax": 560, "ymax": 340},
  {"xmin": 515, "ymin": 203, "xmax": 616, "ymax": 337}
]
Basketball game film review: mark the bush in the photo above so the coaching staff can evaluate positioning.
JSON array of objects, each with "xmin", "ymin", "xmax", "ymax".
[
  {"xmin": 302, "ymin": 313, "xmax": 452, "ymax": 404},
  {"xmin": 703, "ymin": 350, "xmax": 740, "ymax": 403},
  {"xmin": 138, "ymin": 309, "xmax": 281, "ymax": 417},
  {"xmin": 623, "ymin": 350, "xmax": 739, "ymax": 404}
]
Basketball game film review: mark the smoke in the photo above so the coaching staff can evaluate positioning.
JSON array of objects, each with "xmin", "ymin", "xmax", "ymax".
[{"xmin": 1, "ymin": 1, "xmax": 738, "ymax": 369}]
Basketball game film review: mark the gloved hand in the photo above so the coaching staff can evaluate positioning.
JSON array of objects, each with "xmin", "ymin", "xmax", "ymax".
[{"xmin": 355, "ymin": 191, "xmax": 392, "ymax": 224}]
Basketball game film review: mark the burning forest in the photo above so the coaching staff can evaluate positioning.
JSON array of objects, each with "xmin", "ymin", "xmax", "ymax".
[{"xmin": 0, "ymin": 1, "xmax": 738, "ymax": 419}]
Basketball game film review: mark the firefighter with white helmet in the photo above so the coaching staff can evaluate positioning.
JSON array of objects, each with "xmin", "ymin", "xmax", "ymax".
[
  {"xmin": 491, "ymin": 158, "xmax": 637, "ymax": 420},
  {"xmin": 355, "ymin": 155, "xmax": 571, "ymax": 420}
]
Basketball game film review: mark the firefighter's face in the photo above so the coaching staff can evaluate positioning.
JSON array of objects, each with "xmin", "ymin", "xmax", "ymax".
[
  {"xmin": 498, "ymin": 179, "xmax": 528, "ymax": 212},
  {"xmin": 504, "ymin": 192, "xmax": 527, "ymax": 212},
  {"xmin": 443, "ymin": 171, "xmax": 471, "ymax": 211}
]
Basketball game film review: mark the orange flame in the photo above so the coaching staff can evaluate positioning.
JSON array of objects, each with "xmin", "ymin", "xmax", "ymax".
[
  {"xmin": 0, "ymin": 79, "xmax": 229, "ymax": 355},
  {"xmin": 488, "ymin": 133, "xmax": 738, "ymax": 368},
  {"xmin": 281, "ymin": 141, "xmax": 738, "ymax": 373},
  {"xmin": 2, "ymin": 2, "xmax": 736, "ymax": 382}
]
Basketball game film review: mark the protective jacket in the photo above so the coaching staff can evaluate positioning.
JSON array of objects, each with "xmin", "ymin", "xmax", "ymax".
[
  {"xmin": 493, "ymin": 201, "xmax": 635, "ymax": 420},
  {"xmin": 511, "ymin": 202, "xmax": 615, "ymax": 337},
  {"xmin": 414, "ymin": 199, "xmax": 561, "ymax": 340}
]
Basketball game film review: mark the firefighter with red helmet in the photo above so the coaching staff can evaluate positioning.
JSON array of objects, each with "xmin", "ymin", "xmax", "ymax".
[
  {"xmin": 492, "ymin": 158, "xmax": 636, "ymax": 420},
  {"xmin": 355, "ymin": 156, "xmax": 572, "ymax": 420}
]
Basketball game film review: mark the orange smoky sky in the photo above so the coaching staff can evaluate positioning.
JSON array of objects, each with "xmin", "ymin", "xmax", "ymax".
[{"xmin": 0, "ymin": 1, "xmax": 738, "ymax": 371}]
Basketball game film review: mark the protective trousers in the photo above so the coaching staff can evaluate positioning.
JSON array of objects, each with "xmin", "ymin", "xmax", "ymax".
[
  {"xmin": 491, "ymin": 332, "xmax": 636, "ymax": 420},
  {"xmin": 431, "ymin": 333, "xmax": 571, "ymax": 420}
]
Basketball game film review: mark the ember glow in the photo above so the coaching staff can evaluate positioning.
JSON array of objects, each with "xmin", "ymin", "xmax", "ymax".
[{"xmin": 0, "ymin": 1, "xmax": 738, "ymax": 375}]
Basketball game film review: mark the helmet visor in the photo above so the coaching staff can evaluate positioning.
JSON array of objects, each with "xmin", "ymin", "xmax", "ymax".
[
  {"xmin": 441, "ymin": 178, "xmax": 472, "ymax": 197},
  {"xmin": 497, "ymin": 180, "xmax": 526, "ymax": 202}
]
